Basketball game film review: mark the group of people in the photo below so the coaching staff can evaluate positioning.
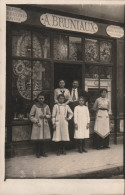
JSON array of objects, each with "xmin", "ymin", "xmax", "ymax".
[{"xmin": 29, "ymin": 79, "xmax": 110, "ymax": 158}]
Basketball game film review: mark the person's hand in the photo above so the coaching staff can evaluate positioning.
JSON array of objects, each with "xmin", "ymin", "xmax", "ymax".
[
  {"xmin": 37, "ymin": 122, "xmax": 41, "ymax": 127},
  {"xmin": 53, "ymin": 124, "xmax": 56, "ymax": 131},
  {"xmin": 65, "ymin": 117, "xmax": 70, "ymax": 121},
  {"xmin": 39, "ymin": 114, "xmax": 46, "ymax": 119},
  {"xmin": 75, "ymin": 124, "xmax": 78, "ymax": 130},
  {"xmin": 86, "ymin": 123, "xmax": 89, "ymax": 129}
]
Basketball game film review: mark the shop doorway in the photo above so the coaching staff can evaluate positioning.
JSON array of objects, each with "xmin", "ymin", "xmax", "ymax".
[{"xmin": 54, "ymin": 63, "xmax": 82, "ymax": 89}]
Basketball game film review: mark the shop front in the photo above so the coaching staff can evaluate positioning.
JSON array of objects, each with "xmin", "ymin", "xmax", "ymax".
[{"xmin": 6, "ymin": 5, "xmax": 124, "ymax": 157}]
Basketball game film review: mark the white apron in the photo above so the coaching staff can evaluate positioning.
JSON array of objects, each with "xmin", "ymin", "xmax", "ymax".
[
  {"xmin": 94, "ymin": 97, "xmax": 110, "ymax": 138},
  {"xmin": 52, "ymin": 104, "xmax": 73, "ymax": 142}
]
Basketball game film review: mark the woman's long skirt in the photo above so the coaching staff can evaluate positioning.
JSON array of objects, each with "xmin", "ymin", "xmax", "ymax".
[{"xmin": 94, "ymin": 133, "xmax": 109, "ymax": 148}]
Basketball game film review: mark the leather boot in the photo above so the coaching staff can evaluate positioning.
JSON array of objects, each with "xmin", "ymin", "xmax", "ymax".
[
  {"xmin": 78, "ymin": 140, "xmax": 83, "ymax": 153},
  {"xmin": 62, "ymin": 142, "xmax": 66, "ymax": 155},
  {"xmin": 36, "ymin": 142, "xmax": 40, "ymax": 158},
  {"xmin": 82, "ymin": 140, "xmax": 88, "ymax": 153}
]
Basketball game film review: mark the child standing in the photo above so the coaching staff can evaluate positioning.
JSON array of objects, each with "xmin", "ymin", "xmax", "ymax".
[
  {"xmin": 52, "ymin": 94, "xmax": 73, "ymax": 155},
  {"xmin": 74, "ymin": 96, "xmax": 90, "ymax": 153},
  {"xmin": 29, "ymin": 93, "xmax": 51, "ymax": 158}
]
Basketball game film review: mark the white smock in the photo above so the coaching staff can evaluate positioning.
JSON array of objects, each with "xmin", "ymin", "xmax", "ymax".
[{"xmin": 74, "ymin": 105, "xmax": 90, "ymax": 139}]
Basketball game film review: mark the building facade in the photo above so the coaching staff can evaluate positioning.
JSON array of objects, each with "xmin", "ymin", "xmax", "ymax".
[{"xmin": 6, "ymin": 4, "xmax": 124, "ymax": 157}]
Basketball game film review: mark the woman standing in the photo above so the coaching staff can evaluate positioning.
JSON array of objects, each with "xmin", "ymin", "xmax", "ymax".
[
  {"xmin": 54, "ymin": 80, "xmax": 71, "ymax": 105},
  {"xmin": 93, "ymin": 89, "xmax": 110, "ymax": 150}
]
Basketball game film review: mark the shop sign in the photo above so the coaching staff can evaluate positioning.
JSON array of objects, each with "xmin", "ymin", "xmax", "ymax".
[
  {"xmin": 6, "ymin": 6, "xmax": 27, "ymax": 23},
  {"xmin": 106, "ymin": 25, "xmax": 124, "ymax": 38},
  {"xmin": 40, "ymin": 13, "xmax": 98, "ymax": 34}
]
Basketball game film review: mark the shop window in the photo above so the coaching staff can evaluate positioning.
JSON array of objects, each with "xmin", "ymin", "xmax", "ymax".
[
  {"xmin": 85, "ymin": 65, "xmax": 99, "ymax": 116},
  {"xmin": 12, "ymin": 60, "xmax": 51, "ymax": 120},
  {"xmin": 12, "ymin": 30, "xmax": 50, "ymax": 59},
  {"xmin": 12, "ymin": 60, "xmax": 31, "ymax": 99},
  {"xmin": 11, "ymin": 28, "xmax": 51, "ymax": 121},
  {"xmin": 69, "ymin": 37, "xmax": 82, "ymax": 61},
  {"xmin": 85, "ymin": 64, "xmax": 112, "ymax": 115},
  {"xmin": 32, "ymin": 32, "xmax": 50, "ymax": 58},
  {"xmin": 99, "ymin": 66, "xmax": 112, "ymax": 79},
  {"xmin": 84, "ymin": 39, "xmax": 113, "ymax": 115},
  {"xmin": 12, "ymin": 30, "xmax": 31, "ymax": 57},
  {"xmin": 32, "ymin": 61, "xmax": 51, "ymax": 99},
  {"xmin": 85, "ymin": 64, "xmax": 99, "ymax": 79},
  {"xmin": 85, "ymin": 39, "xmax": 99, "ymax": 62},
  {"xmin": 53, "ymin": 34, "xmax": 68, "ymax": 60},
  {"xmin": 100, "ymin": 41, "xmax": 112, "ymax": 64}
]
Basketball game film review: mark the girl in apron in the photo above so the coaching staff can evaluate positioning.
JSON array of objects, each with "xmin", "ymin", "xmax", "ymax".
[
  {"xmin": 52, "ymin": 94, "xmax": 73, "ymax": 155},
  {"xmin": 93, "ymin": 89, "xmax": 110, "ymax": 150},
  {"xmin": 74, "ymin": 96, "xmax": 90, "ymax": 153}
]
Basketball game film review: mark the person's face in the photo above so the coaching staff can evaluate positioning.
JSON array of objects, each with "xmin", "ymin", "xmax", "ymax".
[
  {"xmin": 101, "ymin": 91, "xmax": 107, "ymax": 98},
  {"xmin": 37, "ymin": 95, "xmax": 45, "ymax": 104},
  {"xmin": 72, "ymin": 81, "xmax": 79, "ymax": 89},
  {"xmin": 79, "ymin": 98, "xmax": 85, "ymax": 106},
  {"xmin": 58, "ymin": 96, "xmax": 65, "ymax": 104},
  {"xmin": 59, "ymin": 80, "xmax": 65, "ymax": 88}
]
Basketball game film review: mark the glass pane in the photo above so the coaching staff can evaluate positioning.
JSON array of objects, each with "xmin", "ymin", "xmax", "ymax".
[
  {"xmin": 85, "ymin": 64, "xmax": 99, "ymax": 79},
  {"xmin": 100, "ymin": 67, "xmax": 112, "ymax": 114},
  {"xmin": 12, "ymin": 60, "xmax": 31, "ymax": 101},
  {"xmin": 33, "ymin": 61, "xmax": 51, "ymax": 94},
  {"xmin": 85, "ymin": 65, "xmax": 99, "ymax": 117},
  {"xmin": 85, "ymin": 39, "xmax": 99, "ymax": 62},
  {"xmin": 54, "ymin": 35, "xmax": 68, "ymax": 60},
  {"xmin": 99, "ymin": 66, "xmax": 112, "ymax": 79},
  {"xmin": 69, "ymin": 37, "xmax": 82, "ymax": 61},
  {"xmin": 100, "ymin": 41, "xmax": 112, "ymax": 63},
  {"xmin": 12, "ymin": 30, "xmax": 31, "ymax": 57},
  {"xmin": 88, "ymin": 88, "xmax": 100, "ymax": 117},
  {"xmin": 33, "ymin": 32, "xmax": 50, "ymax": 58},
  {"xmin": 12, "ymin": 60, "xmax": 32, "ymax": 120},
  {"xmin": 12, "ymin": 91, "xmax": 31, "ymax": 120}
]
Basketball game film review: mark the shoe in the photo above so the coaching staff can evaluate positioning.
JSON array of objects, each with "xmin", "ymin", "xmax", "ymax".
[
  {"xmin": 104, "ymin": 146, "xmax": 110, "ymax": 149},
  {"xmin": 42, "ymin": 152, "xmax": 48, "ymax": 157},
  {"xmin": 96, "ymin": 147, "xmax": 101, "ymax": 150},
  {"xmin": 62, "ymin": 150, "xmax": 66, "ymax": 155},
  {"xmin": 56, "ymin": 150, "xmax": 61, "ymax": 156},
  {"xmin": 36, "ymin": 153, "xmax": 40, "ymax": 158},
  {"xmin": 78, "ymin": 148, "xmax": 83, "ymax": 153},
  {"xmin": 82, "ymin": 148, "xmax": 88, "ymax": 153}
]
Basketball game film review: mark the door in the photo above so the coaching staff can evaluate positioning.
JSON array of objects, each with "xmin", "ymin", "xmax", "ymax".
[{"xmin": 54, "ymin": 63, "xmax": 82, "ymax": 89}]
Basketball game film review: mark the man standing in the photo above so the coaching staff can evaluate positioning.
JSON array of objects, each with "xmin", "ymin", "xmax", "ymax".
[
  {"xmin": 69, "ymin": 80, "xmax": 81, "ymax": 110},
  {"xmin": 69, "ymin": 80, "xmax": 81, "ymax": 140}
]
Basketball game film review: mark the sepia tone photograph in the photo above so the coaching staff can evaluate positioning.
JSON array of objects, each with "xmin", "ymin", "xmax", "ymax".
[{"xmin": 4, "ymin": 3, "xmax": 124, "ymax": 181}]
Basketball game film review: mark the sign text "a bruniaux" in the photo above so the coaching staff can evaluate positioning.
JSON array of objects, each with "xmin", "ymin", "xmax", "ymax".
[{"xmin": 40, "ymin": 13, "xmax": 98, "ymax": 34}]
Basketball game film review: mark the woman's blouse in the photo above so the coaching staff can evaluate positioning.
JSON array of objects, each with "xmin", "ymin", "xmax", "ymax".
[
  {"xmin": 54, "ymin": 88, "xmax": 71, "ymax": 104},
  {"xmin": 93, "ymin": 97, "xmax": 109, "ymax": 111}
]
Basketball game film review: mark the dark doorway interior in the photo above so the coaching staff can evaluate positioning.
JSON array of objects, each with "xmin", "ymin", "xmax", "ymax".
[{"xmin": 54, "ymin": 63, "xmax": 82, "ymax": 89}]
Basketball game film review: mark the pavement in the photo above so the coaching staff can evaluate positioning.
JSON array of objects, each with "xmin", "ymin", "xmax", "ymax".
[{"xmin": 5, "ymin": 144, "xmax": 123, "ymax": 179}]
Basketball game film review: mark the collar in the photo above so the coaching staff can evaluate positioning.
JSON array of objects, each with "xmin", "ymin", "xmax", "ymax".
[
  {"xmin": 58, "ymin": 103, "xmax": 66, "ymax": 106},
  {"xmin": 35, "ymin": 103, "xmax": 46, "ymax": 108}
]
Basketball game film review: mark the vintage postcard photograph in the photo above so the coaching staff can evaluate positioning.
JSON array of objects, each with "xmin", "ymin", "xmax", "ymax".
[{"xmin": 0, "ymin": 0, "xmax": 124, "ymax": 195}]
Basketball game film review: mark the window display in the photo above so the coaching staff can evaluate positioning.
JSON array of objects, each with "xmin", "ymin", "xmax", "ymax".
[
  {"xmin": 54, "ymin": 35, "xmax": 68, "ymax": 60},
  {"xmin": 69, "ymin": 37, "xmax": 82, "ymax": 61}
]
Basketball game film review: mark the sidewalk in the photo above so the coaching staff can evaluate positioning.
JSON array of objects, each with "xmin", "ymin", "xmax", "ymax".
[{"xmin": 5, "ymin": 144, "xmax": 123, "ymax": 179}]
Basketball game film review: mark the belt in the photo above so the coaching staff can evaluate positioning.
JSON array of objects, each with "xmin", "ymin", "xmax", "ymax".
[{"xmin": 99, "ymin": 108, "xmax": 108, "ymax": 110}]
